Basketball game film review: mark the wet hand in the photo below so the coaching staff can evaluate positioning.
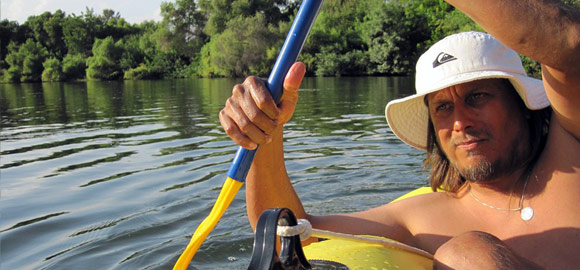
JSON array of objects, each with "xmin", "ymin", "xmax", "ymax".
[{"xmin": 219, "ymin": 62, "xmax": 306, "ymax": 150}]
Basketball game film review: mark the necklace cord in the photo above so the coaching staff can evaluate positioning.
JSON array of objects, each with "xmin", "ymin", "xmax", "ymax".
[{"xmin": 468, "ymin": 172, "xmax": 530, "ymax": 212}]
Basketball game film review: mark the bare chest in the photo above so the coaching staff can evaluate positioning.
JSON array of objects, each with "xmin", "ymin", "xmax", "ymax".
[
  {"xmin": 505, "ymin": 226, "xmax": 580, "ymax": 269},
  {"xmin": 411, "ymin": 189, "xmax": 580, "ymax": 268}
]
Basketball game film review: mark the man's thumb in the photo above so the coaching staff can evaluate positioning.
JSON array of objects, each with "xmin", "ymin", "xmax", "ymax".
[{"xmin": 283, "ymin": 62, "xmax": 306, "ymax": 93}]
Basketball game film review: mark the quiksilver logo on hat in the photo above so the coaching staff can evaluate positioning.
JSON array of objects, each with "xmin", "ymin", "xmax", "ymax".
[{"xmin": 433, "ymin": 52, "xmax": 457, "ymax": 68}]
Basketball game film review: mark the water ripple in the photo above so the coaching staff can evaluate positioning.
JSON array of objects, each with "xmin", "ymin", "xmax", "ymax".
[
  {"xmin": 1, "ymin": 212, "xmax": 70, "ymax": 233},
  {"xmin": 0, "ymin": 77, "xmax": 424, "ymax": 270}
]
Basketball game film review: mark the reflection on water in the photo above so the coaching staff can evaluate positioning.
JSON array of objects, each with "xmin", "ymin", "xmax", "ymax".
[{"xmin": 0, "ymin": 77, "xmax": 427, "ymax": 270}]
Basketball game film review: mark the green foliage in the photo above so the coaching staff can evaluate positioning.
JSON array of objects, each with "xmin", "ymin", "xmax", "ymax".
[
  {"xmin": 195, "ymin": 43, "xmax": 217, "ymax": 77},
  {"xmin": 361, "ymin": 1, "xmax": 430, "ymax": 75},
  {"xmin": 399, "ymin": 0, "xmax": 455, "ymax": 48},
  {"xmin": 97, "ymin": 10, "xmax": 138, "ymax": 40},
  {"xmin": 298, "ymin": 0, "xmax": 430, "ymax": 76},
  {"xmin": 63, "ymin": 15, "xmax": 93, "ymax": 55},
  {"xmin": 313, "ymin": 46, "xmax": 369, "ymax": 77},
  {"xmin": 1, "ymin": 20, "xmax": 28, "ymax": 68},
  {"xmin": 124, "ymin": 63, "xmax": 156, "ymax": 80},
  {"xmin": 563, "ymin": 0, "xmax": 580, "ymax": 8},
  {"xmin": 42, "ymin": 57, "xmax": 63, "ymax": 82},
  {"xmin": 439, "ymin": 9, "xmax": 482, "ymax": 34},
  {"xmin": 5, "ymin": 42, "xmax": 23, "ymax": 69},
  {"xmin": 158, "ymin": 0, "xmax": 208, "ymax": 58},
  {"xmin": 24, "ymin": 13, "xmax": 52, "ymax": 50},
  {"xmin": 199, "ymin": 0, "xmax": 293, "ymax": 36},
  {"xmin": 5, "ymin": 39, "xmax": 49, "ymax": 82},
  {"xmin": 302, "ymin": 0, "xmax": 372, "ymax": 76},
  {"xmin": 134, "ymin": 22, "xmax": 181, "ymax": 78},
  {"xmin": 3, "ymin": 0, "xmax": 577, "ymax": 83},
  {"xmin": 62, "ymin": 53, "xmax": 87, "ymax": 80},
  {"xmin": 117, "ymin": 35, "xmax": 144, "ymax": 71},
  {"xmin": 521, "ymin": 56, "xmax": 542, "ymax": 79},
  {"xmin": 62, "ymin": 9, "xmax": 137, "ymax": 57},
  {"xmin": 3, "ymin": 66, "xmax": 22, "ymax": 83},
  {"xmin": 205, "ymin": 13, "xmax": 279, "ymax": 77},
  {"xmin": 23, "ymin": 11, "xmax": 68, "ymax": 59},
  {"xmin": 86, "ymin": 37, "xmax": 123, "ymax": 80}
]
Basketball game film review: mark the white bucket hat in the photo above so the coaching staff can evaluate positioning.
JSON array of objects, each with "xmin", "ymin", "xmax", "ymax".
[{"xmin": 385, "ymin": 31, "xmax": 550, "ymax": 150}]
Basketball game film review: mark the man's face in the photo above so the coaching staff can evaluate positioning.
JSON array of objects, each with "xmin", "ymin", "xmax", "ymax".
[{"xmin": 426, "ymin": 79, "xmax": 530, "ymax": 182}]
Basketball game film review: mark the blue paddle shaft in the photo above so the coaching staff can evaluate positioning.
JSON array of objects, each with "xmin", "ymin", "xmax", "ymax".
[{"xmin": 226, "ymin": 0, "xmax": 323, "ymax": 182}]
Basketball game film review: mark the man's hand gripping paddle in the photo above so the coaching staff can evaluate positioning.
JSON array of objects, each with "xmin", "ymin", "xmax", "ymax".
[{"xmin": 173, "ymin": 1, "xmax": 323, "ymax": 269}]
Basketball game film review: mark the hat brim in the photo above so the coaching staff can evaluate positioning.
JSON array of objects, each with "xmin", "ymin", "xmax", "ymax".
[{"xmin": 385, "ymin": 71, "xmax": 549, "ymax": 150}]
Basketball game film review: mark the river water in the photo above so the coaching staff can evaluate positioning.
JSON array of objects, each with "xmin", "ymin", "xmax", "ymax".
[{"xmin": 0, "ymin": 77, "xmax": 428, "ymax": 270}]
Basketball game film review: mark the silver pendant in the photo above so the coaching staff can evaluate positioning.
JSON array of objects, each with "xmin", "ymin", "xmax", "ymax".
[{"xmin": 521, "ymin": 207, "xmax": 534, "ymax": 221}]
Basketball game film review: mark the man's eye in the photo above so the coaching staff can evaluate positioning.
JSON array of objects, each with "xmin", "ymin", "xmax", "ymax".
[
  {"xmin": 436, "ymin": 103, "xmax": 451, "ymax": 112},
  {"xmin": 467, "ymin": 92, "xmax": 488, "ymax": 104}
]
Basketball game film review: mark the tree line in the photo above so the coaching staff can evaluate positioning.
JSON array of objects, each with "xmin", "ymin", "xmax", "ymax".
[{"xmin": 2, "ymin": 0, "xmax": 578, "ymax": 83}]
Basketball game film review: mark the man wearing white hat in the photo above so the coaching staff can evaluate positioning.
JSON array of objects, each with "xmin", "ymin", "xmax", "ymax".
[{"xmin": 219, "ymin": 0, "xmax": 580, "ymax": 268}]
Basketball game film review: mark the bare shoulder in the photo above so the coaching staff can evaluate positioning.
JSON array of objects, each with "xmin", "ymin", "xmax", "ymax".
[
  {"xmin": 380, "ymin": 190, "xmax": 465, "ymax": 229},
  {"xmin": 340, "ymin": 191, "xmax": 457, "ymax": 227},
  {"xmin": 325, "ymin": 190, "xmax": 460, "ymax": 244},
  {"xmin": 380, "ymin": 191, "xmax": 465, "ymax": 251},
  {"xmin": 389, "ymin": 190, "xmax": 459, "ymax": 210}
]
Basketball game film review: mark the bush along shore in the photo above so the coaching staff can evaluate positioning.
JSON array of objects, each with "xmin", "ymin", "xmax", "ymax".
[{"xmin": 3, "ymin": 0, "xmax": 577, "ymax": 83}]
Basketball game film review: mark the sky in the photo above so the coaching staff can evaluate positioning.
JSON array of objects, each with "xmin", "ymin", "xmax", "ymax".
[{"xmin": 2, "ymin": 0, "xmax": 165, "ymax": 24}]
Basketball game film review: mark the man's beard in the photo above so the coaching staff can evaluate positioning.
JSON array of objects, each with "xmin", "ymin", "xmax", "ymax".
[{"xmin": 451, "ymin": 129, "xmax": 529, "ymax": 183}]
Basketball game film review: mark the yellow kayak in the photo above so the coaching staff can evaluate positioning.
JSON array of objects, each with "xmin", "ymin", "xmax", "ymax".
[{"xmin": 304, "ymin": 237, "xmax": 432, "ymax": 270}]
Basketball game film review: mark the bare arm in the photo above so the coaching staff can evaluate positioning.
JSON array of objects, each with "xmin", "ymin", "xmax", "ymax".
[
  {"xmin": 219, "ymin": 63, "xmax": 307, "ymax": 231},
  {"xmin": 446, "ymin": 0, "xmax": 580, "ymax": 138},
  {"xmin": 245, "ymin": 124, "xmax": 309, "ymax": 229},
  {"xmin": 246, "ymin": 124, "xmax": 413, "ymax": 244}
]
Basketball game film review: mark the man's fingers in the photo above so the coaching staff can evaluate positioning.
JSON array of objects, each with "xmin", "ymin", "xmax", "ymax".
[
  {"xmin": 239, "ymin": 79, "xmax": 278, "ymax": 134},
  {"xmin": 222, "ymin": 98, "xmax": 272, "ymax": 147},
  {"xmin": 244, "ymin": 76, "xmax": 280, "ymax": 120},
  {"xmin": 219, "ymin": 108, "xmax": 258, "ymax": 150},
  {"xmin": 240, "ymin": 94, "xmax": 278, "ymax": 135},
  {"xmin": 221, "ymin": 64, "xmax": 305, "ymax": 149}
]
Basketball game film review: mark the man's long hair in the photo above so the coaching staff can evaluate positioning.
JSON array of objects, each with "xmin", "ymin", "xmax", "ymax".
[{"xmin": 424, "ymin": 80, "xmax": 552, "ymax": 192}]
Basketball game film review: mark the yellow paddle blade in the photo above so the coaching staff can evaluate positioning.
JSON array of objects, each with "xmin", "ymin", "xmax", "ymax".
[{"xmin": 173, "ymin": 177, "xmax": 244, "ymax": 270}]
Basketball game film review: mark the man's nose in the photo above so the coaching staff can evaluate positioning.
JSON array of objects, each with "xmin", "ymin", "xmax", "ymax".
[{"xmin": 452, "ymin": 102, "xmax": 475, "ymax": 132}]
